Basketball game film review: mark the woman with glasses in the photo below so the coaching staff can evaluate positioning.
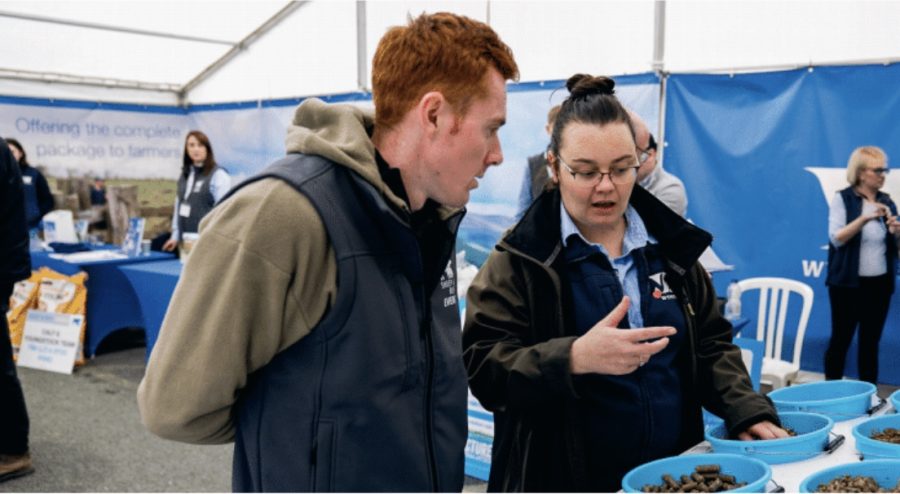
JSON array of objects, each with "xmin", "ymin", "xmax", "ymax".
[
  {"xmin": 825, "ymin": 146, "xmax": 899, "ymax": 384},
  {"xmin": 462, "ymin": 74, "xmax": 785, "ymax": 492}
]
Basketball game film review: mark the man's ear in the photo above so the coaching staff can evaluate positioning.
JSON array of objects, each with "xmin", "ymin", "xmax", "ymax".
[{"xmin": 418, "ymin": 91, "xmax": 446, "ymax": 137}]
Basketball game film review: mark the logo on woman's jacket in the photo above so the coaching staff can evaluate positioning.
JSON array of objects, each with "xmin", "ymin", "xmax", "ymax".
[{"xmin": 649, "ymin": 272, "xmax": 676, "ymax": 301}]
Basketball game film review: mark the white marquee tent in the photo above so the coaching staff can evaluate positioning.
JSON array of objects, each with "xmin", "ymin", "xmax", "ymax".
[
  {"xmin": 1, "ymin": 0, "xmax": 898, "ymax": 106},
  {"xmin": 3, "ymin": 0, "xmax": 900, "ymax": 387}
]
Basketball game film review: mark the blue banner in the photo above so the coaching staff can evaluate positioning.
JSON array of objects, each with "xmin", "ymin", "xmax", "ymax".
[{"xmin": 664, "ymin": 64, "xmax": 900, "ymax": 384}]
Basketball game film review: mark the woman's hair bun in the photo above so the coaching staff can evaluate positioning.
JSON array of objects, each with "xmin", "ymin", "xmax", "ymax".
[{"xmin": 566, "ymin": 74, "xmax": 616, "ymax": 99}]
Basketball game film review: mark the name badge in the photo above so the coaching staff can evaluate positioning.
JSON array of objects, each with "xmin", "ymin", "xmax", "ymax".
[
  {"xmin": 193, "ymin": 180, "xmax": 204, "ymax": 193},
  {"xmin": 23, "ymin": 175, "xmax": 33, "ymax": 185},
  {"xmin": 179, "ymin": 203, "xmax": 192, "ymax": 217}
]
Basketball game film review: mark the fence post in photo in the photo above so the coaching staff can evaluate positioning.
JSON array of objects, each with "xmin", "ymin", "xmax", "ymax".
[
  {"xmin": 107, "ymin": 185, "xmax": 140, "ymax": 245},
  {"xmin": 75, "ymin": 177, "xmax": 92, "ymax": 210}
]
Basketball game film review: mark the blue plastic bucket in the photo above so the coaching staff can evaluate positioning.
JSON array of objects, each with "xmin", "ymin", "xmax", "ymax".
[
  {"xmin": 853, "ymin": 414, "xmax": 900, "ymax": 460},
  {"xmin": 891, "ymin": 389, "xmax": 900, "ymax": 413},
  {"xmin": 705, "ymin": 412, "xmax": 834, "ymax": 464},
  {"xmin": 799, "ymin": 460, "xmax": 900, "ymax": 492},
  {"xmin": 621, "ymin": 453, "xmax": 772, "ymax": 493},
  {"xmin": 768, "ymin": 380, "xmax": 876, "ymax": 422}
]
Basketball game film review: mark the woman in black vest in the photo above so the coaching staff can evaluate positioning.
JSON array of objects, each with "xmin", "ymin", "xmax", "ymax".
[
  {"xmin": 462, "ymin": 74, "xmax": 785, "ymax": 492},
  {"xmin": 825, "ymin": 146, "xmax": 899, "ymax": 384},
  {"xmin": 162, "ymin": 131, "xmax": 231, "ymax": 252}
]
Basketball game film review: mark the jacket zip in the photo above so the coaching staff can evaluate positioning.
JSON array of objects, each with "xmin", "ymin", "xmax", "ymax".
[
  {"xmin": 414, "ymin": 235, "xmax": 437, "ymax": 493},
  {"xmin": 678, "ymin": 282, "xmax": 700, "ymax": 389},
  {"xmin": 310, "ymin": 326, "xmax": 331, "ymax": 490},
  {"xmin": 422, "ymin": 317, "xmax": 438, "ymax": 491},
  {"xmin": 416, "ymin": 211, "xmax": 462, "ymax": 492}
]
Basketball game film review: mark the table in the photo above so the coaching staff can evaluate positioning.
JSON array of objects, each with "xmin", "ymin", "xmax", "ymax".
[
  {"xmin": 30, "ymin": 248, "xmax": 175, "ymax": 357},
  {"xmin": 118, "ymin": 260, "xmax": 182, "ymax": 361},
  {"xmin": 685, "ymin": 395, "xmax": 893, "ymax": 492}
]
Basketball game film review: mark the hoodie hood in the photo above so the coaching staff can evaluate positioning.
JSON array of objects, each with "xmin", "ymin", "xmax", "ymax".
[{"xmin": 285, "ymin": 98, "xmax": 409, "ymax": 212}]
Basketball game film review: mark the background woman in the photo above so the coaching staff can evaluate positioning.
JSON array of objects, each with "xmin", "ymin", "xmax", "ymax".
[
  {"xmin": 5, "ymin": 138, "xmax": 53, "ymax": 232},
  {"xmin": 462, "ymin": 74, "xmax": 785, "ymax": 492},
  {"xmin": 825, "ymin": 146, "xmax": 899, "ymax": 384},
  {"xmin": 162, "ymin": 131, "xmax": 231, "ymax": 252}
]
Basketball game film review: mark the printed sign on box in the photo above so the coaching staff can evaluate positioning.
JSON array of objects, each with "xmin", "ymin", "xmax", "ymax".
[
  {"xmin": 121, "ymin": 217, "xmax": 145, "ymax": 257},
  {"xmin": 17, "ymin": 310, "xmax": 83, "ymax": 374}
]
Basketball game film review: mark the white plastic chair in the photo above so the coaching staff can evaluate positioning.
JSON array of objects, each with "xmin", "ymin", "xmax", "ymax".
[{"xmin": 735, "ymin": 277, "xmax": 814, "ymax": 389}]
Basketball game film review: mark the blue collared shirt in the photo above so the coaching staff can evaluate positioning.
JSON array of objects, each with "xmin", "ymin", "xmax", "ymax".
[{"xmin": 561, "ymin": 204, "xmax": 656, "ymax": 329}]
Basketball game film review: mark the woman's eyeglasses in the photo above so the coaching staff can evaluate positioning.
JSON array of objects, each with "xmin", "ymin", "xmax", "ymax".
[
  {"xmin": 867, "ymin": 167, "xmax": 890, "ymax": 176},
  {"xmin": 557, "ymin": 156, "xmax": 640, "ymax": 187}
]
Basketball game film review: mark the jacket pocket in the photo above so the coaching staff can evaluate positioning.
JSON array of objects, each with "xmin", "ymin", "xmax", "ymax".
[
  {"xmin": 312, "ymin": 419, "xmax": 336, "ymax": 492},
  {"xmin": 393, "ymin": 272, "xmax": 424, "ymax": 391}
]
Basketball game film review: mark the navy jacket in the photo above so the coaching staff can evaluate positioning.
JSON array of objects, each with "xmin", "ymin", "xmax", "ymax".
[
  {"xmin": 1, "ymin": 138, "xmax": 31, "ymax": 300},
  {"xmin": 562, "ymin": 234, "xmax": 688, "ymax": 491},
  {"xmin": 20, "ymin": 164, "xmax": 54, "ymax": 229},
  {"xmin": 827, "ymin": 186, "xmax": 898, "ymax": 293}
]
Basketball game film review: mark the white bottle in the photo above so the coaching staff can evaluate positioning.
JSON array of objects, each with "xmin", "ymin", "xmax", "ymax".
[{"xmin": 724, "ymin": 279, "xmax": 742, "ymax": 321}]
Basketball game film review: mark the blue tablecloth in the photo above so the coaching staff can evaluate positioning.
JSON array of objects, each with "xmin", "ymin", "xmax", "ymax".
[
  {"xmin": 30, "ymin": 248, "xmax": 175, "ymax": 357},
  {"xmin": 118, "ymin": 260, "xmax": 182, "ymax": 361}
]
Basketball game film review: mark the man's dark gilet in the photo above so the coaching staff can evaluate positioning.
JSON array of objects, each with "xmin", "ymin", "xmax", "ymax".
[
  {"xmin": 176, "ymin": 168, "xmax": 216, "ymax": 240},
  {"xmin": 223, "ymin": 154, "xmax": 468, "ymax": 492}
]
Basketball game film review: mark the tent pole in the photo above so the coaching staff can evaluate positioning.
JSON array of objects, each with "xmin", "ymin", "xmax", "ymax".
[
  {"xmin": 179, "ymin": 1, "xmax": 310, "ymax": 104},
  {"xmin": 657, "ymin": 74, "xmax": 668, "ymax": 167},
  {"xmin": 356, "ymin": 1, "xmax": 369, "ymax": 93},
  {"xmin": 653, "ymin": 0, "xmax": 667, "ymax": 164},
  {"xmin": 0, "ymin": 9, "xmax": 235, "ymax": 46},
  {"xmin": 0, "ymin": 66, "xmax": 179, "ymax": 93},
  {"xmin": 652, "ymin": 0, "xmax": 665, "ymax": 74}
]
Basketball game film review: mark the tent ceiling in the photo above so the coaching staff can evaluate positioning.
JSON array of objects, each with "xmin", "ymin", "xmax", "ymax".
[
  {"xmin": 0, "ymin": 1, "xmax": 898, "ymax": 106},
  {"xmin": 0, "ymin": 1, "xmax": 287, "ymax": 41},
  {"xmin": 665, "ymin": 0, "xmax": 900, "ymax": 72},
  {"xmin": 0, "ymin": 0, "xmax": 293, "ymax": 99}
]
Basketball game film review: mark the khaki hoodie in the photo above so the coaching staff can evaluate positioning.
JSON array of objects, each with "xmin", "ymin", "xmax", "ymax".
[{"xmin": 138, "ymin": 99, "xmax": 411, "ymax": 443}]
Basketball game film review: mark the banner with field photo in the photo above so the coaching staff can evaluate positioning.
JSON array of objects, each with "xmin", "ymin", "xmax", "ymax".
[{"xmin": 0, "ymin": 97, "xmax": 190, "ymax": 241}]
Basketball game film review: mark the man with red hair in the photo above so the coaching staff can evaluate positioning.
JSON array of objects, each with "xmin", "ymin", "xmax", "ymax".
[{"xmin": 139, "ymin": 12, "xmax": 517, "ymax": 492}]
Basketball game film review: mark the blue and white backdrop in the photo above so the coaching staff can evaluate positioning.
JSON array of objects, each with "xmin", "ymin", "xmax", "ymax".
[{"xmin": 665, "ymin": 63, "xmax": 900, "ymax": 385}]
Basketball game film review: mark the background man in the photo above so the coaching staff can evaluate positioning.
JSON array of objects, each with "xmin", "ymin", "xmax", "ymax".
[
  {"xmin": 516, "ymin": 104, "xmax": 560, "ymax": 218},
  {"xmin": 630, "ymin": 111, "xmax": 688, "ymax": 216}
]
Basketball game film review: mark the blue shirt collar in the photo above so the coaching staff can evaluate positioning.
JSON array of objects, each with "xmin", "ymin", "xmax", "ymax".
[{"xmin": 560, "ymin": 202, "xmax": 652, "ymax": 258}]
